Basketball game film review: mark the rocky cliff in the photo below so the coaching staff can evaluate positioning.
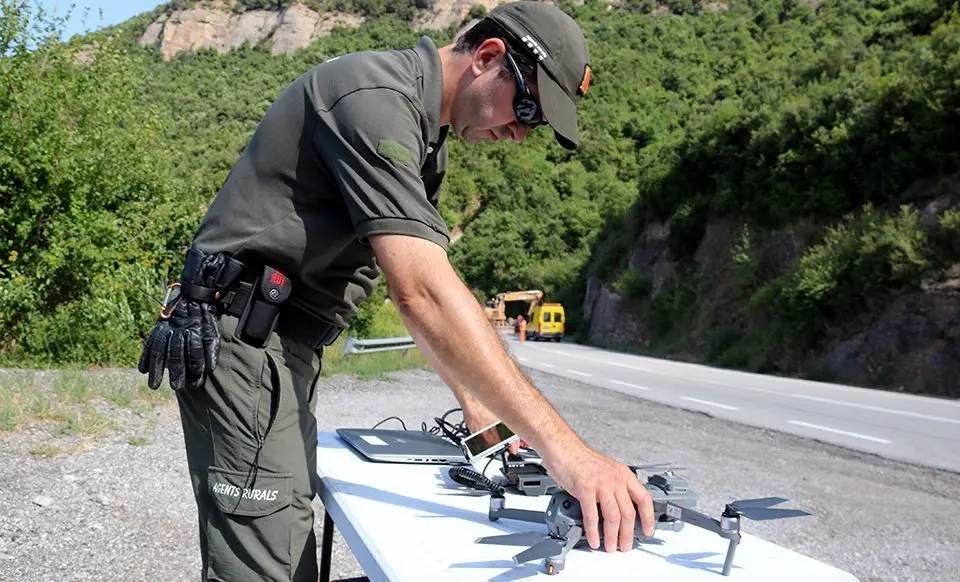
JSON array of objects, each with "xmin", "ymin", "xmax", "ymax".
[
  {"xmin": 582, "ymin": 194, "xmax": 960, "ymax": 395},
  {"xmin": 139, "ymin": 0, "xmax": 507, "ymax": 60}
]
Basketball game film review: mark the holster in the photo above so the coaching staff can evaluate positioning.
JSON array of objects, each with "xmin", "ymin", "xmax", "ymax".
[
  {"xmin": 235, "ymin": 265, "xmax": 291, "ymax": 348},
  {"xmin": 178, "ymin": 247, "xmax": 344, "ymax": 350}
]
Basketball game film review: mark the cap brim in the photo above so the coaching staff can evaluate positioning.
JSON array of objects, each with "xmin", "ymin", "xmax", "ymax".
[{"xmin": 536, "ymin": 64, "xmax": 578, "ymax": 151}]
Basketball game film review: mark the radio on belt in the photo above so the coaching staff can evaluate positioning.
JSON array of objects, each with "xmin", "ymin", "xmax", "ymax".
[{"xmin": 236, "ymin": 265, "xmax": 292, "ymax": 348}]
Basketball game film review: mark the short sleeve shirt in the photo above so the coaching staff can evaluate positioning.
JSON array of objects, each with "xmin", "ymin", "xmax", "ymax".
[{"xmin": 191, "ymin": 36, "xmax": 450, "ymax": 328}]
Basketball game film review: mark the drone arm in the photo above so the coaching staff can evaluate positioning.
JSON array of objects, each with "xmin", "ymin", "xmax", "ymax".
[
  {"xmin": 488, "ymin": 495, "xmax": 548, "ymax": 524},
  {"xmin": 658, "ymin": 501, "xmax": 726, "ymax": 538},
  {"xmin": 496, "ymin": 507, "xmax": 550, "ymax": 523}
]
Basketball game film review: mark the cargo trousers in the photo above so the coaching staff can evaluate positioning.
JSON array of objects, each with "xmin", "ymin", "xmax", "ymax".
[{"xmin": 176, "ymin": 313, "xmax": 324, "ymax": 581}]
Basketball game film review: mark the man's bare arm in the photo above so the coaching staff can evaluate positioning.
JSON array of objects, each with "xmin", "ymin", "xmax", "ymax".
[
  {"xmin": 414, "ymin": 330, "xmax": 520, "ymax": 452},
  {"xmin": 415, "ymin": 335, "xmax": 484, "ymax": 416},
  {"xmin": 368, "ymin": 233, "xmax": 583, "ymax": 461}
]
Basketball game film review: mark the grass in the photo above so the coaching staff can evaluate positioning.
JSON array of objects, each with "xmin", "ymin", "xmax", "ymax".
[
  {"xmin": 0, "ymin": 333, "xmax": 435, "ymax": 438},
  {"xmin": 321, "ymin": 335, "xmax": 432, "ymax": 380},
  {"xmin": 0, "ymin": 369, "xmax": 173, "ymax": 437}
]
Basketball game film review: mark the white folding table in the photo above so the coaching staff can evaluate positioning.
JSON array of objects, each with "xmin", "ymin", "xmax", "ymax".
[{"xmin": 316, "ymin": 431, "xmax": 860, "ymax": 582}]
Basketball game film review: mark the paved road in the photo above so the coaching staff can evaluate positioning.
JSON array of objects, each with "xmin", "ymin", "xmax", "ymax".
[{"xmin": 505, "ymin": 335, "xmax": 960, "ymax": 474}]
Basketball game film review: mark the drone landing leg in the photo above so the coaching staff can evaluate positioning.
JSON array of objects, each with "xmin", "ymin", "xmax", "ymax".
[
  {"xmin": 719, "ymin": 513, "xmax": 741, "ymax": 576},
  {"xmin": 544, "ymin": 525, "xmax": 582, "ymax": 576},
  {"xmin": 722, "ymin": 537, "xmax": 738, "ymax": 576}
]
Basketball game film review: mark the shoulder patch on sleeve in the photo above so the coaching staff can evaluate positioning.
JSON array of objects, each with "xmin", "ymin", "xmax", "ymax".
[{"xmin": 377, "ymin": 139, "xmax": 413, "ymax": 167}]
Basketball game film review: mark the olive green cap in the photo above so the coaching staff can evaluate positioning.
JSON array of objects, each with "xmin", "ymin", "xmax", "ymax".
[{"xmin": 486, "ymin": 1, "xmax": 592, "ymax": 150}]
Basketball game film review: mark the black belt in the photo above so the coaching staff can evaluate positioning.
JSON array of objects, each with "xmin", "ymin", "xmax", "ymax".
[{"xmin": 220, "ymin": 282, "xmax": 344, "ymax": 349}]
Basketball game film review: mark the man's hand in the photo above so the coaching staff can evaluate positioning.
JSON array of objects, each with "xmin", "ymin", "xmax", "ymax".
[{"xmin": 541, "ymin": 443, "xmax": 655, "ymax": 552}]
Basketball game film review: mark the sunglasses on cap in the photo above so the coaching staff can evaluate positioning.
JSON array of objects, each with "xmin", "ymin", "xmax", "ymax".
[{"xmin": 504, "ymin": 51, "xmax": 544, "ymax": 128}]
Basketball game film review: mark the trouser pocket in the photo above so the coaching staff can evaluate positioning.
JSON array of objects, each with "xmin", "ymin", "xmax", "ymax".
[{"xmin": 205, "ymin": 466, "xmax": 294, "ymax": 582}]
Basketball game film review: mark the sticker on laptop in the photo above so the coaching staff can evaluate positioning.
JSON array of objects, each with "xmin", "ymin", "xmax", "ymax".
[{"xmin": 359, "ymin": 435, "xmax": 388, "ymax": 446}]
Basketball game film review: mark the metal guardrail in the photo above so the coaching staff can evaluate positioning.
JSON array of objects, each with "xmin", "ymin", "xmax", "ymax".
[{"xmin": 342, "ymin": 335, "xmax": 417, "ymax": 357}]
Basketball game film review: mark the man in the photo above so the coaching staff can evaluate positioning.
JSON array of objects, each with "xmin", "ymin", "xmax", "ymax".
[{"xmin": 138, "ymin": 2, "xmax": 654, "ymax": 580}]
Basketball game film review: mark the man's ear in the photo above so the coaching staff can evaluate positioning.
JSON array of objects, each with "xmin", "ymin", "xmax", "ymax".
[{"xmin": 470, "ymin": 38, "xmax": 507, "ymax": 77}]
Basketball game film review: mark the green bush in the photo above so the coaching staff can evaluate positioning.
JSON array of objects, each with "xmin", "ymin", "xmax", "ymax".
[
  {"xmin": 0, "ymin": 1, "xmax": 196, "ymax": 365},
  {"xmin": 347, "ymin": 283, "xmax": 412, "ymax": 339},
  {"xmin": 612, "ymin": 270, "xmax": 652, "ymax": 301},
  {"xmin": 750, "ymin": 203, "xmax": 934, "ymax": 346},
  {"xmin": 933, "ymin": 208, "xmax": 960, "ymax": 256}
]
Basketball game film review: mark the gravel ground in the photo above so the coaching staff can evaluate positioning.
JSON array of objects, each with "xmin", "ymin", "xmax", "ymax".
[{"xmin": 1, "ymin": 366, "xmax": 958, "ymax": 582}]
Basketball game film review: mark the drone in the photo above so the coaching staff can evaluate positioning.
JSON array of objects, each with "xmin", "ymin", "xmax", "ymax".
[{"xmin": 474, "ymin": 468, "xmax": 811, "ymax": 576}]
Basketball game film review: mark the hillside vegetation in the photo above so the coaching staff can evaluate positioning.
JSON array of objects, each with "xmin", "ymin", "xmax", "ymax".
[{"xmin": 1, "ymin": 0, "xmax": 958, "ymax": 393}]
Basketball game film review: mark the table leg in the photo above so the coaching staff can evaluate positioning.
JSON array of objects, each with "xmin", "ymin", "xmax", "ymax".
[{"xmin": 319, "ymin": 509, "xmax": 334, "ymax": 582}]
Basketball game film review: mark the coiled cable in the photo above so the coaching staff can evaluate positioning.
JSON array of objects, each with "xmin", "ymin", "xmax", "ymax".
[{"xmin": 449, "ymin": 465, "xmax": 504, "ymax": 496}]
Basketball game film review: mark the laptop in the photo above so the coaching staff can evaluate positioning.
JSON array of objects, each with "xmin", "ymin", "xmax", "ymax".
[{"xmin": 336, "ymin": 428, "xmax": 468, "ymax": 465}]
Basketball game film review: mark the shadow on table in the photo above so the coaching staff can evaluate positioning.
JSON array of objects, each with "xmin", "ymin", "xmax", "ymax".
[
  {"xmin": 453, "ymin": 542, "xmax": 738, "ymax": 579},
  {"xmin": 323, "ymin": 477, "xmax": 525, "ymax": 533},
  {"xmin": 448, "ymin": 559, "xmax": 543, "ymax": 581},
  {"xmin": 635, "ymin": 545, "xmax": 741, "ymax": 575},
  {"xmin": 665, "ymin": 550, "xmax": 738, "ymax": 573}
]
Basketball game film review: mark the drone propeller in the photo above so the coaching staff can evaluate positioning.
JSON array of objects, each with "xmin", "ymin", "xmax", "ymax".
[
  {"xmin": 476, "ymin": 532, "xmax": 551, "ymax": 547},
  {"xmin": 726, "ymin": 497, "xmax": 812, "ymax": 521},
  {"xmin": 513, "ymin": 537, "xmax": 567, "ymax": 564},
  {"xmin": 729, "ymin": 496, "xmax": 790, "ymax": 509},
  {"xmin": 630, "ymin": 462, "xmax": 687, "ymax": 472}
]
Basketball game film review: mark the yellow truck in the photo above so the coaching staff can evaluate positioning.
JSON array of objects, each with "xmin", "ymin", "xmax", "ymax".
[{"xmin": 527, "ymin": 302, "xmax": 565, "ymax": 342}]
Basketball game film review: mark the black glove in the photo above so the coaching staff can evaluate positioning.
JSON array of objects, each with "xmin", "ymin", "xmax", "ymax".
[{"xmin": 138, "ymin": 252, "xmax": 225, "ymax": 391}]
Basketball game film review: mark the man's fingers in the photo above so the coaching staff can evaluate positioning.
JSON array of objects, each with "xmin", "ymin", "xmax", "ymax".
[
  {"xmin": 597, "ymin": 489, "xmax": 621, "ymax": 553},
  {"xmin": 628, "ymin": 475, "xmax": 656, "ymax": 537},
  {"xmin": 613, "ymin": 485, "xmax": 637, "ymax": 551},
  {"xmin": 579, "ymin": 490, "xmax": 601, "ymax": 550}
]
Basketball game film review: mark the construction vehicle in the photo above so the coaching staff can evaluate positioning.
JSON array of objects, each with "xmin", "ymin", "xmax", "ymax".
[{"xmin": 484, "ymin": 290, "xmax": 543, "ymax": 329}]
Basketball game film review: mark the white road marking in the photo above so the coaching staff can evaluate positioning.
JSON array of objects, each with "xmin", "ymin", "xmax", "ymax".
[
  {"xmin": 527, "ymin": 345, "xmax": 652, "ymax": 372},
  {"xmin": 567, "ymin": 370, "xmax": 592, "ymax": 377},
  {"xmin": 681, "ymin": 397, "xmax": 738, "ymax": 411},
  {"xmin": 788, "ymin": 421, "xmax": 892, "ymax": 444},
  {"xmin": 611, "ymin": 380, "xmax": 650, "ymax": 391},
  {"xmin": 784, "ymin": 393, "xmax": 960, "ymax": 425},
  {"xmin": 539, "ymin": 363, "xmax": 556, "ymax": 368},
  {"xmin": 516, "ymin": 356, "xmax": 528, "ymax": 362}
]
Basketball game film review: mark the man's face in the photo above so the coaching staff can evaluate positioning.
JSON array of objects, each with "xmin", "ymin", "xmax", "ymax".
[{"xmin": 451, "ymin": 39, "xmax": 540, "ymax": 145}]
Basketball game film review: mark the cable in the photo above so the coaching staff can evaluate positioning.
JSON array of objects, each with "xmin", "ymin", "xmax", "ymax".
[
  {"xmin": 420, "ymin": 407, "xmax": 470, "ymax": 445},
  {"xmin": 372, "ymin": 416, "xmax": 407, "ymax": 430},
  {"xmin": 449, "ymin": 465, "xmax": 504, "ymax": 496},
  {"xmin": 371, "ymin": 407, "xmax": 470, "ymax": 446}
]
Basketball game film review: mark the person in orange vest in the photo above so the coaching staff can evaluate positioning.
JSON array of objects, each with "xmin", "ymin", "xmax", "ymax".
[{"xmin": 517, "ymin": 314, "xmax": 527, "ymax": 342}]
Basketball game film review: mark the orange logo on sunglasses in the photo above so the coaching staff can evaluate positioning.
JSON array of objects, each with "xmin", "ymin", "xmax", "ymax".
[{"xmin": 578, "ymin": 65, "xmax": 592, "ymax": 96}]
